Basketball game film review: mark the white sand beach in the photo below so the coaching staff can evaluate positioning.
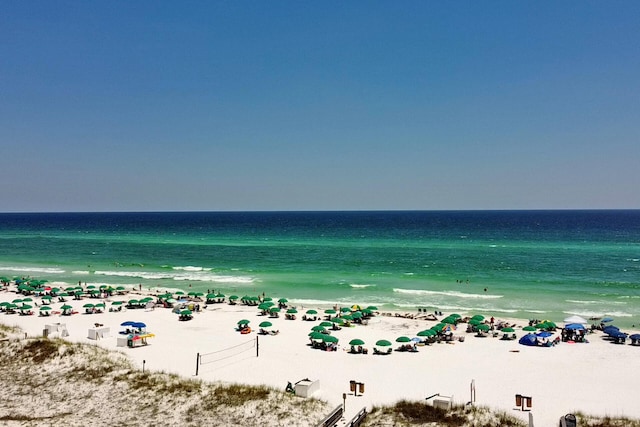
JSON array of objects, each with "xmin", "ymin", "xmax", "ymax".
[{"xmin": 2, "ymin": 285, "xmax": 639, "ymax": 427}]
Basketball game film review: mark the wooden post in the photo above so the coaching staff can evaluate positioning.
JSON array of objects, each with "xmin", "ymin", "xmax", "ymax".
[
  {"xmin": 256, "ymin": 336, "xmax": 259, "ymax": 357},
  {"xmin": 195, "ymin": 352, "xmax": 199, "ymax": 376}
]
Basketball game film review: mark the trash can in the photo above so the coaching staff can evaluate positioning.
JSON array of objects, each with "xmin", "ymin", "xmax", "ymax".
[
  {"xmin": 127, "ymin": 339, "xmax": 133, "ymax": 348},
  {"xmin": 515, "ymin": 394, "xmax": 522, "ymax": 407},
  {"xmin": 350, "ymin": 380, "xmax": 356, "ymax": 392},
  {"xmin": 358, "ymin": 383, "xmax": 365, "ymax": 394},
  {"xmin": 43, "ymin": 329, "xmax": 49, "ymax": 338}
]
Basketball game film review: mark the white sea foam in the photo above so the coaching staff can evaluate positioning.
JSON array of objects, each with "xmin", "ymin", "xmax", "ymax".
[
  {"xmin": 72, "ymin": 271, "xmax": 91, "ymax": 275},
  {"xmin": 349, "ymin": 284, "xmax": 376, "ymax": 289},
  {"xmin": 393, "ymin": 288, "xmax": 503, "ymax": 300},
  {"xmin": 565, "ymin": 299, "xmax": 601, "ymax": 305},
  {"xmin": 563, "ymin": 310, "xmax": 633, "ymax": 319},
  {"xmin": 173, "ymin": 266, "xmax": 213, "ymax": 272},
  {"xmin": 92, "ymin": 269, "xmax": 255, "ymax": 284},
  {"xmin": 0, "ymin": 266, "xmax": 65, "ymax": 274}
]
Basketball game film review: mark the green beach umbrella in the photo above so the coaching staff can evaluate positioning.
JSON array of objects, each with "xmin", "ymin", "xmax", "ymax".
[
  {"xmin": 180, "ymin": 309, "xmax": 193, "ymax": 315},
  {"xmin": 523, "ymin": 326, "xmax": 537, "ymax": 331},
  {"xmin": 319, "ymin": 321, "xmax": 333, "ymax": 327},
  {"xmin": 39, "ymin": 306, "xmax": 52, "ymax": 311},
  {"xmin": 324, "ymin": 309, "xmax": 337, "ymax": 315},
  {"xmin": 375, "ymin": 339, "xmax": 392, "ymax": 347},
  {"xmin": 431, "ymin": 323, "xmax": 447, "ymax": 332},
  {"xmin": 20, "ymin": 304, "xmax": 33, "ymax": 310},
  {"xmin": 366, "ymin": 306, "xmax": 378, "ymax": 311},
  {"xmin": 111, "ymin": 301, "xmax": 123, "ymax": 305},
  {"xmin": 229, "ymin": 295, "xmax": 239, "ymax": 300},
  {"xmin": 83, "ymin": 303, "xmax": 95, "ymax": 308},
  {"xmin": 396, "ymin": 336, "xmax": 411, "ymax": 343},
  {"xmin": 278, "ymin": 298, "xmax": 288, "ymax": 303},
  {"xmin": 306, "ymin": 309, "xmax": 318, "ymax": 315},
  {"xmin": 323, "ymin": 335, "xmax": 339, "ymax": 343},
  {"xmin": 501, "ymin": 327, "xmax": 515, "ymax": 333},
  {"xmin": 417, "ymin": 329, "xmax": 436, "ymax": 337},
  {"xmin": 477, "ymin": 324, "xmax": 490, "ymax": 331},
  {"xmin": 309, "ymin": 332, "xmax": 325, "ymax": 340},
  {"xmin": 471, "ymin": 315, "xmax": 485, "ymax": 322},
  {"xmin": 331, "ymin": 317, "xmax": 344, "ymax": 324},
  {"xmin": 206, "ymin": 293, "xmax": 217, "ymax": 299},
  {"xmin": 61, "ymin": 304, "xmax": 73, "ymax": 310},
  {"xmin": 468, "ymin": 319, "xmax": 482, "ymax": 326},
  {"xmin": 349, "ymin": 338, "xmax": 365, "ymax": 346},
  {"xmin": 340, "ymin": 314, "xmax": 353, "ymax": 321},
  {"xmin": 340, "ymin": 307, "xmax": 351, "ymax": 313},
  {"xmin": 237, "ymin": 319, "xmax": 250, "ymax": 325},
  {"xmin": 41, "ymin": 295, "xmax": 53, "ymax": 301},
  {"xmin": 286, "ymin": 308, "xmax": 298, "ymax": 314},
  {"xmin": 311, "ymin": 325, "xmax": 326, "ymax": 332},
  {"xmin": 351, "ymin": 311, "xmax": 363, "ymax": 319},
  {"xmin": 441, "ymin": 316, "xmax": 457, "ymax": 325},
  {"xmin": 259, "ymin": 321, "xmax": 273, "ymax": 328}
]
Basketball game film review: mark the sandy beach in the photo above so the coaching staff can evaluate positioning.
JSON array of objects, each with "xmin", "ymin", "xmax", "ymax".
[{"xmin": 2, "ymin": 284, "xmax": 639, "ymax": 427}]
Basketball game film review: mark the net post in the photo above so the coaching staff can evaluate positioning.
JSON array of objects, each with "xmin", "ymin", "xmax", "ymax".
[
  {"xmin": 256, "ymin": 336, "xmax": 259, "ymax": 358},
  {"xmin": 195, "ymin": 352, "xmax": 200, "ymax": 376}
]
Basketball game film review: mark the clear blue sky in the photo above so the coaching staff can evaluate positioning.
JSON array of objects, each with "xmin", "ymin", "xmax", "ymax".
[{"xmin": 1, "ymin": 2, "xmax": 639, "ymax": 212}]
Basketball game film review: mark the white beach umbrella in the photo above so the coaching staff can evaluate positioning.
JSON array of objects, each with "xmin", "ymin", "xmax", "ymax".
[{"xmin": 563, "ymin": 315, "xmax": 587, "ymax": 325}]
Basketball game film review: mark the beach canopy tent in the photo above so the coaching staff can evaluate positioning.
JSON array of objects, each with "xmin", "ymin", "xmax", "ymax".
[
  {"xmin": 519, "ymin": 334, "xmax": 538, "ymax": 346},
  {"xmin": 564, "ymin": 323, "xmax": 586, "ymax": 331}
]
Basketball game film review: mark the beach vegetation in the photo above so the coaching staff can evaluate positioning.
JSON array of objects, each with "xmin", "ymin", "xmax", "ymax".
[
  {"xmin": 573, "ymin": 412, "xmax": 640, "ymax": 426},
  {"xmin": 0, "ymin": 322, "xmax": 331, "ymax": 426},
  {"xmin": 364, "ymin": 401, "xmax": 527, "ymax": 426},
  {"xmin": 208, "ymin": 383, "xmax": 272, "ymax": 407}
]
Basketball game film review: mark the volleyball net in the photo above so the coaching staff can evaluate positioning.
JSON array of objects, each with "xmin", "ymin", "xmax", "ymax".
[{"xmin": 195, "ymin": 337, "xmax": 258, "ymax": 375}]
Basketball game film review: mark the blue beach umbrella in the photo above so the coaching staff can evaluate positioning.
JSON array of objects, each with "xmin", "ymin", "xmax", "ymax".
[{"xmin": 565, "ymin": 323, "xmax": 586, "ymax": 331}]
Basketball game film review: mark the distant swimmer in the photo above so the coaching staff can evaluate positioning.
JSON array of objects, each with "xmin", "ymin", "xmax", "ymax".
[{"xmin": 484, "ymin": 288, "xmax": 488, "ymax": 292}]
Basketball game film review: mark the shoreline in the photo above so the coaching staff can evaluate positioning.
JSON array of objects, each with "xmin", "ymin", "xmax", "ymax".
[{"xmin": 2, "ymin": 283, "xmax": 640, "ymax": 426}]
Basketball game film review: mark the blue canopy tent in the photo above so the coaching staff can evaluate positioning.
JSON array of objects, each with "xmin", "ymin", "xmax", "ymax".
[
  {"xmin": 565, "ymin": 323, "xmax": 586, "ymax": 331},
  {"xmin": 519, "ymin": 333, "xmax": 538, "ymax": 346}
]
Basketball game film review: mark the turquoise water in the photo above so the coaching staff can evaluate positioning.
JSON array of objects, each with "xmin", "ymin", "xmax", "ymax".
[{"xmin": 0, "ymin": 211, "xmax": 639, "ymax": 327}]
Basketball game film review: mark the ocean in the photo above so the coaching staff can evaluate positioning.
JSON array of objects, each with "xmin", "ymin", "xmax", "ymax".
[{"xmin": 1, "ymin": 211, "xmax": 639, "ymax": 327}]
